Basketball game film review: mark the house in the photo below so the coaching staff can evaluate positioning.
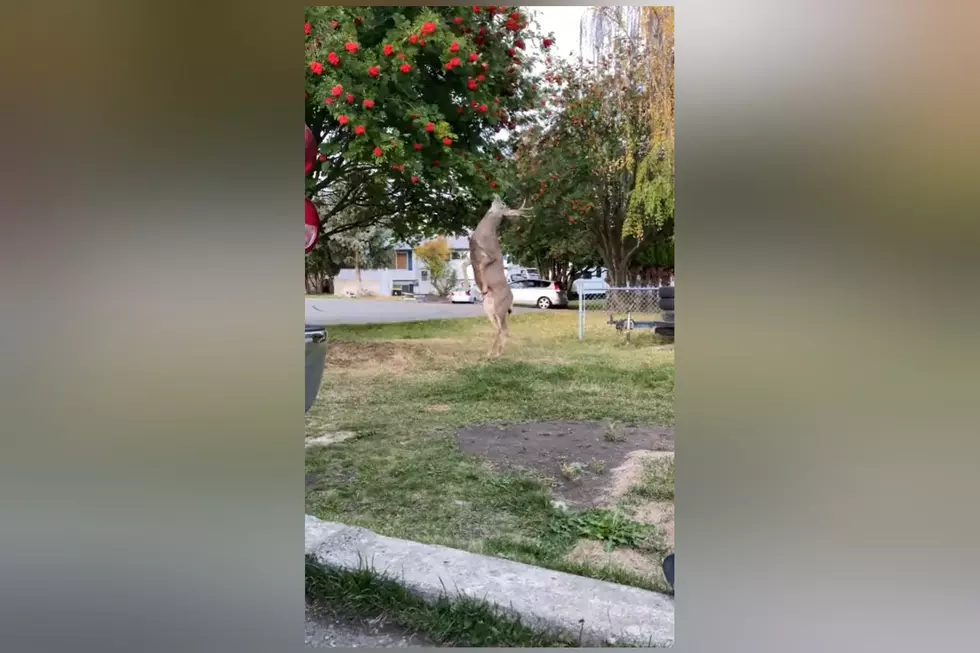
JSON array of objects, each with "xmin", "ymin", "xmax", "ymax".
[{"xmin": 332, "ymin": 232, "xmax": 515, "ymax": 296}]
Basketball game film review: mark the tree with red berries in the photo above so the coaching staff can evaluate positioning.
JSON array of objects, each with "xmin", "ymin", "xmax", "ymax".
[{"xmin": 305, "ymin": 6, "xmax": 543, "ymax": 255}]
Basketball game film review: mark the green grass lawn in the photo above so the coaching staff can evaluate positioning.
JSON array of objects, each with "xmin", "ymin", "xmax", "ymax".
[{"xmin": 305, "ymin": 311, "xmax": 674, "ymax": 593}]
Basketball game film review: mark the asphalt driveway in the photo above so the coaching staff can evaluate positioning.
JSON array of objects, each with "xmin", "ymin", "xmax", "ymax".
[{"xmin": 305, "ymin": 297, "xmax": 537, "ymax": 326}]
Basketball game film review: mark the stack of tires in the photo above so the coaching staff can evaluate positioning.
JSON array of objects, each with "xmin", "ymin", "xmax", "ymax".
[{"xmin": 656, "ymin": 286, "xmax": 674, "ymax": 339}]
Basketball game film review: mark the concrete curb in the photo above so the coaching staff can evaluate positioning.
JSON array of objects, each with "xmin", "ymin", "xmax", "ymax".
[{"xmin": 305, "ymin": 515, "xmax": 674, "ymax": 647}]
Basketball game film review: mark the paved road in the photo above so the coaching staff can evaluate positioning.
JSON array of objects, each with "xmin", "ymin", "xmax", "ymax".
[
  {"xmin": 305, "ymin": 607, "xmax": 435, "ymax": 648},
  {"xmin": 305, "ymin": 297, "xmax": 536, "ymax": 326}
]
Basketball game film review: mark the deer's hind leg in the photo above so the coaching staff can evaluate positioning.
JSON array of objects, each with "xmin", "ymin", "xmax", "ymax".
[
  {"xmin": 493, "ymin": 306, "xmax": 510, "ymax": 358},
  {"xmin": 487, "ymin": 318, "xmax": 503, "ymax": 359},
  {"xmin": 488, "ymin": 326, "xmax": 502, "ymax": 359},
  {"xmin": 483, "ymin": 293, "xmax": 501, "ymax": 359}
]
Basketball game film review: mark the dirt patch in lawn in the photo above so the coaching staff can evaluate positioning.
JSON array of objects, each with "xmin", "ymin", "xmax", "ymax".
[
  {"xmin": 327, "ymin": 342, "xmax": 414, "ymax": 374},
  {"xmin": 603, "ymin": 451, "xmax": 675, "ymax": 551},
  {"xmin": 455, "ymin": 420, "xmax": 673, "ymax": 508},
  {"xmin": 565, "ymin": 539, "xmax": 666, "ymax": 582},
  {"xmin": 602, "ymin": 450, "xmax": 675, "ymax": 503},
  {"xmin": 305, "ymin": 431, "xmax": 358, "ymax": 448},
  {"xmin": 632, "ymin": 500, "xmax": 675, "ymax": 550},
  {"xmin": 327, "ymin": 340, "xmax": 467, "ymax": 376}
]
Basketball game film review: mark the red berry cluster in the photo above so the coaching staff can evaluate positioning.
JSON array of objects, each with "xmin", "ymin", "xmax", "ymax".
[{"xmin": 306, "ymin": 7, "xmax": 544, "ymax": 193}]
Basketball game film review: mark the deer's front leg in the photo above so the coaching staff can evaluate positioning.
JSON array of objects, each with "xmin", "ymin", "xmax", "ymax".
[
  {"xmin": 478, "ymin": 257, "xmax": 499, "ymax": 295},
  {"xmin": 471, "ymin": 247, "xmax": 496, "ymax": 295}
]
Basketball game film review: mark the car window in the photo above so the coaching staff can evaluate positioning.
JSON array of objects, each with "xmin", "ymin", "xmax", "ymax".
[
  {"xmin": 533, "ymin": 280, "xmax": 552, "ymax": 288},
  {"xmin": 510, "ymin": 281, "xmax": 530, "ymax": 288}
]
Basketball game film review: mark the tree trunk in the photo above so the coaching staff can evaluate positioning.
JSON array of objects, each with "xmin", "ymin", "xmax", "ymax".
[
  {"xmin": 612, "ymin": 266, "xmax": 630, "ymax": 287},
  {"xmin": 305, "ymin": 270, "xmax": 328, "ymax": 294},
  {"xmin": 598, "ymin": 240, "xmax": 630, "ymax": 287},
  {"xmin": 461, "ymin": 255, "xmax": 472, "ymax": 290},
  {"xmin": 559, "ymin": 265, "xmax": 576, "ymax": 293},
  {"xmin": 354, "ymin": 249, "xmax": 362, "ymax": 294}
]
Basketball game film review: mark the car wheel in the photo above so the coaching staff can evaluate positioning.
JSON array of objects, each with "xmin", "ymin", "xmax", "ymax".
[{"xmin": 537, "ymin": 297, "xmax": 553, "ymax": 309}]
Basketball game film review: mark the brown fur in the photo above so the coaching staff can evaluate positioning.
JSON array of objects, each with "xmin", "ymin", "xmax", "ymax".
[{"xmin": 468, "ymin": 197, "xmax": 530, "ymax": 358}]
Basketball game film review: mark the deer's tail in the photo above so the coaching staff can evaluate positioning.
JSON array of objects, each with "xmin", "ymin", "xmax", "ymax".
[{"xmin": 508, "ymin": 308, "xmax": 512, "ymax": 314}]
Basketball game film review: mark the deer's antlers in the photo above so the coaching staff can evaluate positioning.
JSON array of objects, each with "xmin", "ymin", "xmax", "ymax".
[{"xmin": 505, "ymin": 198, "xmax": 532, "ymax": 216}]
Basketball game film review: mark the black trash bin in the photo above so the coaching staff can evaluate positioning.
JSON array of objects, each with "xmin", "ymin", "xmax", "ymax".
[{"xmin": 305, "ymin": 326, "xmax": 327, "ymax": 413}]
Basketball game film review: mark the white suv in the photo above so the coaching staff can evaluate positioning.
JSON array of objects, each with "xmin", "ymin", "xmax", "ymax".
[{"xmin": 509, "ymin": 279, "xmax": 568, "ymax": 309}]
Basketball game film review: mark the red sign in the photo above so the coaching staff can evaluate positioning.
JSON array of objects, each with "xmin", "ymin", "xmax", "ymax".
[
  {"xmin": 305, "ymin": 124, "xmax": 318, "ymax": 254},
  {"xmin": 305, "ymin": 124, "xmax": 316, "ymax": 176},
  {"xmin": 305, "ymin": 198, "xmax": 319, "ymax": 253}
]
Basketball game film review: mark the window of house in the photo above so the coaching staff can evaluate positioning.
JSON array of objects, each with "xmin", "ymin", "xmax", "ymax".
[
  {"xmin": 420, "ymin": 270, "xmax": 429, "ymax": 281},
  {"xmin": 451, "ymin": 251, "xmax": 462, "ymax": 260},
  {"xmin": 394, "ymin": 251, "xmax": 410, "ymax": 270}
]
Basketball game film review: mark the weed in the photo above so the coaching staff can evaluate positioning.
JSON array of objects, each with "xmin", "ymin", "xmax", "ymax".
[
  {"xmin": 588, "ymin": 458, "xmax": 606, "ymax": 475},
  {"xmin": 560, "ymin": 461, "xmax": 586, "ymax": 481},
  {"xmin": 552, "ymin": 509, "xmax": 652, "ymax": 553},
  {"xmin": 628, "ymin": 455, "xmax": 675, "ymax": 502},
  {"xmin": 604, "ymin": 421, "xmax": 627, "ymax": 442}
]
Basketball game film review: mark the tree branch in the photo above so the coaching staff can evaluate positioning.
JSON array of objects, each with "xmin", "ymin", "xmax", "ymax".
[
  {"xmin": 313, "ymin": 161, "xmax": 378, "ymax": 195},
  {"xmin": 625, "ymin": 233, "xmax": 646, "ymax": 262},
  {"xmin": 315, "ymin": 180, "xmax": 367, "ymax": 224},
  {"xmin": 322, "ymin": 213, "xmax": 390, "ymax": 239}
]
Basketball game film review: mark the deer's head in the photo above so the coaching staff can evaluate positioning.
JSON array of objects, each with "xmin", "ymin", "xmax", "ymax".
[{"xmin": 489, "ymin": 195, "xmax": 532, "ymax": 220}]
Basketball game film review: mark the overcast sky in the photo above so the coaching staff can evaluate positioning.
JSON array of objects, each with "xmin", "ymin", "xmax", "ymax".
[{"xmin": 526, "ymin": 5, "xmax": 592, "ymax": 70}]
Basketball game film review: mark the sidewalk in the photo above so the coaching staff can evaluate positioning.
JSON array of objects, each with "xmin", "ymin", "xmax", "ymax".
[
  {"xmin": 305, "ymin": 516, "xmax": 674, "ymax": 647},
  {"xmin": 305, "ymin": 606, "xmax": 435, "ymax": 648}
]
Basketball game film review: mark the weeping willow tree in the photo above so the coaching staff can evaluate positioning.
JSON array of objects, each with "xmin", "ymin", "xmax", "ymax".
[{"xmin": 581, "ymin": 7, "xmax": 674, "ymax": 278}]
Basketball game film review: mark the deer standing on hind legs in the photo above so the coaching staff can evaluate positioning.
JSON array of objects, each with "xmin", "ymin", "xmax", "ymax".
[{"xmin": 469, "ymin": 196, "xmax": 531, "ymax": 359}]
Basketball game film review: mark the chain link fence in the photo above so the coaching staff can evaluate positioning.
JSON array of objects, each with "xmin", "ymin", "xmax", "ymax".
[{"xmin": 576, "ymin": 286, "xmax": 675, "ymax": 342}]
